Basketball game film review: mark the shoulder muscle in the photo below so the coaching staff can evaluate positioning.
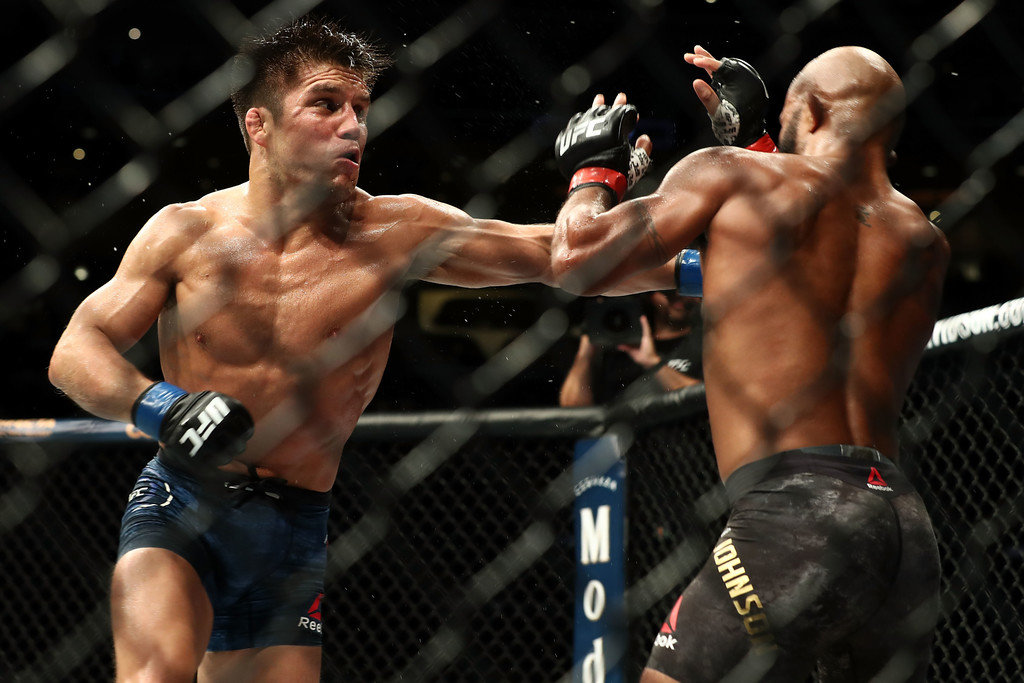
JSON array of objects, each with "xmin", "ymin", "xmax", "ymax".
[{"xmin": 117, "ymin": 202, "xmax": 212, "ymax": 280}]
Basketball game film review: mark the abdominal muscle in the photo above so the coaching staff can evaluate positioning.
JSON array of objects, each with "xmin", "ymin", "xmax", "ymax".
[{"xmin": 161, "ymin": 326, "xmax": 395, "ymax": 492}]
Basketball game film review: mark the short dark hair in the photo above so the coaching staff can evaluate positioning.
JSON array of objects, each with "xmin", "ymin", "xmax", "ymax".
[{"xmin": 230, "ymin": 16, "xmax": 391, "ymax": 152}]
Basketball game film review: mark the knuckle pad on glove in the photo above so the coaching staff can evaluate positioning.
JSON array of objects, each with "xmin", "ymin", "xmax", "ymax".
[
  {"xmin": 555, "ymin": 103, "xmax": 639, "ymax": 178},
  {"xmin": 161, "ymin": 391, "xmax": 252, "ymax": 465}
]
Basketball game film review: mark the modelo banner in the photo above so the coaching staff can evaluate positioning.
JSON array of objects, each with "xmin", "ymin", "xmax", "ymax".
[{"xmin": 573, "ymin": 434, "xmax": 627, "ymax": 683}]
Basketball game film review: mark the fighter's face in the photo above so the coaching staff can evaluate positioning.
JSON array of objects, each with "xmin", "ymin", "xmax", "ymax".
[{"xmin": 266, "ymin": 62, "xmax": 370, "ymax": 193}]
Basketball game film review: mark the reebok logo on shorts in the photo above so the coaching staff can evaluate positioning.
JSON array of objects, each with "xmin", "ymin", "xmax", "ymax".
[
  {"xmin": 660, "ymin": 595, "xmax": 683, "ymax": 635},
  {"xmin": 654, "ymin": 595, "xmax": 684, "ymax": 649},
  {"xmin": 867, "ymin": 467, "xmax": 894, "ymax": 492},
  {"xmin": 654, "ymin": 633, "xmax": 677, "ymax": 650},
  {"xmin": 297, "ymin": 592, "xmax": 323, "ymax": 634}
]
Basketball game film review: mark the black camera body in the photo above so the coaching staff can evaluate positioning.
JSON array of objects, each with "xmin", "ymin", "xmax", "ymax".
[{"xmin": 582, "ymin": 296, "xmax": 643, "ymax": 347}]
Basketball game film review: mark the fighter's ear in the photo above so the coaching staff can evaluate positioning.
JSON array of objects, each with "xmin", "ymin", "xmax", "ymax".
[
  {"xmin": 807, "ymin": 93, "xmax": 825, "ymax": 133},
  {"xmin": 245, "ymin": 107, "xmax": 270, "ymax": 149}
]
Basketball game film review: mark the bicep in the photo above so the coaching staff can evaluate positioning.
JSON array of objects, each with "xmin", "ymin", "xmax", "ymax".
[
  {"xmin": 70, "ymin": 268, "xmax": 170, "ymax": 352},
  {"xmin": 62, "ymin": 209, "xmax": 186, "ymax": 351},
  {"xmin": 623, "ymin": 160, "xmax": 726, "ymax": 266},
  {"xmin": 557, "ymin": 172, "xmax": 721, "ymax": 295}
]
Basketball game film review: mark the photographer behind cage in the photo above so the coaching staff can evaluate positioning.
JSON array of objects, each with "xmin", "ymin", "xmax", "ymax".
[{"xmin": 559, "ymin": 290, "xmax": 703, "ymax": 407}]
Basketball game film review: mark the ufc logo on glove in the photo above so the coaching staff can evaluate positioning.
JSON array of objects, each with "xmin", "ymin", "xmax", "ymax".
[
  {"xmin": 558, "ymin": 116, "xmax": 610, "ymax": 155},
  {"xmin": 178, "ymin": 396, "xmax": 233, "ymax": 455},
  {"xmin": 132, "ymin": 382, "xmax": 254, "ymax": 466}
]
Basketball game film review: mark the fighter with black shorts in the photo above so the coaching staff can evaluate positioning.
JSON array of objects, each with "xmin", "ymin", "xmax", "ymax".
[
  {"xmin": 551, "ymin": 45, "xmax": 949, "ymax": 680},
  {"xmin": 647, "ymin": 445, "xmax": 939, "ymax": 680}
]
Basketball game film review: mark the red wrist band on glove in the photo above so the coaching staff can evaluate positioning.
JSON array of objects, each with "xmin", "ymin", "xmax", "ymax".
[
  {"xmin": 746, "ymin": 133, "xmax": 778, "ymax": 153},
  {"xmin": 569, "ymin": 167, "xmax": 628, "ymax": 201}
]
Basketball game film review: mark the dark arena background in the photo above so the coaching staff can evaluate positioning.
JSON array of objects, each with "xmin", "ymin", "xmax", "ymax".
[{"xmin": 2, "ymin": 0, "xmax": 1023, "ymax": 681}]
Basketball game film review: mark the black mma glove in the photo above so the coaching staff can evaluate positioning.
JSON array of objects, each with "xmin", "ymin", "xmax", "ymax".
[
  {"xmin": 708, "ymin": 58, "xmax": 777, "ymax": 152},
  {"xmin": 133, "ymin": 381, "xmax": 254, "ymax": 466},
  {"xmin": 555, "ymin": 104, "xmax": 651, "ymax": 201}
]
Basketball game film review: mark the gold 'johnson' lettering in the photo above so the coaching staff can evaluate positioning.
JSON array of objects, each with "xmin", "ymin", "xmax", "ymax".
[
  {"xmin": 733, "ymin": 593, "xmax": 763, "ymax": 616},
  {"xmin": 713, "ymin": 538, "xmax": 777, "ymax": 652}
]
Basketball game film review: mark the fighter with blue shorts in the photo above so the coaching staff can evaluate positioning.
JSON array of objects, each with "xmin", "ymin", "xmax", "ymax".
[
  {"xmin": 119, "ymin": 451, "xmax": 330, "ymax": 650},
  {"xmin": 49, "ymin": 17, "xmax": 585, "ymax": 681}
]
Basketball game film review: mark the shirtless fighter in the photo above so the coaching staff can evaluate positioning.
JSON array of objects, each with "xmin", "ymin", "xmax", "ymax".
[
  {"xmin": 46, "ymin": 18, "xmax": 663, "ymax": 682},
  {"xmin": 552, "ymin": 47, "xmax": 949, "ymax": 680}
]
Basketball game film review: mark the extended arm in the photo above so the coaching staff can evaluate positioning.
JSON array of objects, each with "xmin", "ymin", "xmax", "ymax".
[
  {"xmin": 425, "ymin": 213, "xmax": 556, "ymax": 288},
  {"xmin": 382, "ymin": 194, "xmax": 555, "ymax": 288},
  {"xmin": 552, "ymin": 151, "xmax": 727, "ymax": 296},
  {"xmin": 416, "ymin": 195, "xmax": 693, "ymax": 295},
  {"xmin": 550, "ymin": 90, "xmax": 723, "ymax": 295}
]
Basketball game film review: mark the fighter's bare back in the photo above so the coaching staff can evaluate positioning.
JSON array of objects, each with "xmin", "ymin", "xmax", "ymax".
[
  {"xmin": 555, "ymin": 143, "xmax": 948, "ymax": 481},
  {"xmin": 692, "ymin": 148, "xmax": 948, "ymax": 478}
]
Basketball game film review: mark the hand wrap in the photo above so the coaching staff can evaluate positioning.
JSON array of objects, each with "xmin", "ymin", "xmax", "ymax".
[
  {"xmin": 555, "ymin": 104, "xmax": 649, "ymax": 200},
  {"xmin": 675, "ymin": 249, "xmax": 703, "ymax": 298},
  {"xmin": 709, "ymin": 58, "xmax": 776, "ymax": 151},
  {"xmin": 132, "ymin": 381, "xmax": 254, "ymax": 466}
]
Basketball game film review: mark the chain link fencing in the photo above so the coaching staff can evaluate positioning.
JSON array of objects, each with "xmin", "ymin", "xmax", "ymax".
[
  {"xmin": 2, "ymin": 0, "xmax": 1023, "ymax": 681},
  {"xmin": 3, "ymin": 315, "xmax": 1024, "ymax": 680}
]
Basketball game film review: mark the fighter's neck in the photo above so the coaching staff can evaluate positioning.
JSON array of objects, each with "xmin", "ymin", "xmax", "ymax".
[
  {"xmin": 242, "ymin": 176, "xmax": 358, "ymax": 244},
  {"xmin": 802, "ymin": 134, "xmax": 891, "ymax": 185}
]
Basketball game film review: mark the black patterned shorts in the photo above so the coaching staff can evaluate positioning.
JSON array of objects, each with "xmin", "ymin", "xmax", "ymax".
[{"xmin": 646, "ymin": 445, "xmax": 940, "ymax": 682}]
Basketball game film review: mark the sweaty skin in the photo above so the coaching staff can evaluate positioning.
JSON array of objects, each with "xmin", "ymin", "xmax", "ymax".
[
  {"xmin": 553, "ymin": 47, "xmax": 949, "ymax": 481},
  {"xmin": 49, "ymin": 63, "xmax": 556, "ymax": 493}
]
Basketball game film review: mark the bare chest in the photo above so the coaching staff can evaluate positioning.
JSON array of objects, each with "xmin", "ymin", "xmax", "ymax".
[{"xmin": 169, "ymin": 240, "xmax": 402, "ymax": 361}]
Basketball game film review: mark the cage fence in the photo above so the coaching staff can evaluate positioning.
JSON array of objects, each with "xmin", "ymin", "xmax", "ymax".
[
  {"xmin": 2, "ymin": 0, "xmax": 1023, "ymax": 682},
  {"xmin": 3, "ymin": 316, "xmax": 1024, "ymax": 680}
]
